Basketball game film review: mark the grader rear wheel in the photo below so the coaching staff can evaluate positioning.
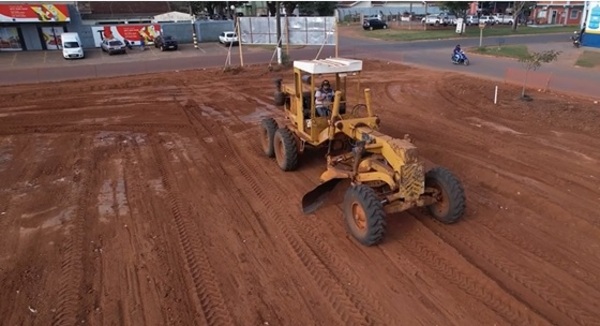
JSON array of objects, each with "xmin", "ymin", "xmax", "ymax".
[
  {"xmin": 343, "ymin": 184, "xmax": 387, "ymax": 246},
  {"xmin": 425, "ymin": 167, "xmax": 466, "ymax": 223},
  {"xmin": 260, "ymin": 118, "xmax": 278, "ymax": 157},
  {"xmin": 273, "ymin": 127, "xmax": 298, "ymax": 171}
]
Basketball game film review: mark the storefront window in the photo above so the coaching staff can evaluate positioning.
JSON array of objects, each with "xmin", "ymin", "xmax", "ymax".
[{"xmin": 0, "ymin": 27, "xmax": 23, "ymax": 51}]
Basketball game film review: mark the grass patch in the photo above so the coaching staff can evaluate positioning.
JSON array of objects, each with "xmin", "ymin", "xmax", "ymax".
[
  {"xmin": 574, "ymin": 50, "xmax": 600, "ymax": 68},
  {"xmin": 361, "ymin": 25, "xmax": 575, "ymax": 42},
  {"xmin": 471, "ymin": 44, "xmax": 530, "ymax": 59}
]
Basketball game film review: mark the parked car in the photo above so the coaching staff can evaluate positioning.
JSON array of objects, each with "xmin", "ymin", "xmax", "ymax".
[
  {"xmin": 465, "ymin": 15, "xmax": 479, "ymax": 26},
  {"xmin": 493, "ymin": 14, "xmax": 514, "ymax": 25},
  {"xmin": 479, "ymin": 15, "xmax": 496, "ymax": 25},
  {"xmin": 100, "ymin": 39, "xmax": 126, "ymax": 55},
  {"xmin": 154, "ymin": 35, "xmax": 178, "ymax": 51},
  {"xmin": 445, "ymin": 15, "xmax": 458, "ymax": 25},
  {"xmin": 362, "ymin": 19, "xmax": 388, "ymax": 30},
  {"xmin": 61, "ymin": 32, "xmax": 84, "ymax": 59},
  {"xmin": 219, "ymin": 31, "xmax": 238, "ymax": 45},
  {"xmin": 421, "ymin": 14, "xmax": 449, "ymax": 26}
]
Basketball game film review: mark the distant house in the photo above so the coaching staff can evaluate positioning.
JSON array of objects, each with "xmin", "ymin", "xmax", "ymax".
[{"xmin": 530, "ymin": 1, "xmax": 585, "ymax": 25}]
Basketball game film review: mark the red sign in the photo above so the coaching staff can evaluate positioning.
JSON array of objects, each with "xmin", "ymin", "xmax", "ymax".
[
  {"xmin": 102, "ymin": 24, "xmax": 161, "ymax": 43},
  {"xmin": 0, "ymin": 4, "xmax": 70, "ymax": 22}
]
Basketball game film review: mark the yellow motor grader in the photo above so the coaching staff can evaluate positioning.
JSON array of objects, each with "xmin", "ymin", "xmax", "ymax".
[{"xmin": 260, "ymin": 58, "xmax": 465, "ymax": 246}]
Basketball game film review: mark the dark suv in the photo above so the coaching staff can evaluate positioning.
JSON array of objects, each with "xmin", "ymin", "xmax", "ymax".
[
  {"xmin": 154, "ymin": 35, "xmax": 178, "ymax": 51},
  {"xmin": 363, "ymin": 19, "xmax": 388, "ymax": 30}
]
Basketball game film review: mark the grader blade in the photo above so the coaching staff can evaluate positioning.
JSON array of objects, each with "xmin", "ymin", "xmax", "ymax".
[{"xmin": 301, "ymin": 179, "xmax": 343, "ymax": 214}]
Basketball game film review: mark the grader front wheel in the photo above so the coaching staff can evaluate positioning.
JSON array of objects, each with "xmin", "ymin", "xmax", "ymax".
[
  {"xmin": 273, "ymin": 127, "xmax": 298, "ymax": 171},
  {"xmin": 343, "ymin": 184, "xmax": 387, "ymax": 246},
  {"xmin": 260, "ymin": 118, "xmax": 278, "ymax": 157},
  {"xmin": 425, "ymin": 167, "xmax": 466, "ymax": 224}
]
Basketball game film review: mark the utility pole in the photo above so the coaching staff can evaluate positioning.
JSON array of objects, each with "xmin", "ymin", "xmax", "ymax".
[{"xmin": 276, "ymin": 1, "xmax": 282, "ymax": 64}]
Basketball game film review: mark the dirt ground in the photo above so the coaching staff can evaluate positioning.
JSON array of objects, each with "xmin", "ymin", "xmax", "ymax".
[{"xmin": 0, "ymin": 60, "xmax": 599, "ymax": 326}]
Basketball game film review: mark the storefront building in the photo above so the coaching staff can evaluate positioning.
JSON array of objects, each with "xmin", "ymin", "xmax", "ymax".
[
  {"xmin": 583, "ymin": 1, "xmax": 600, "ymax": 47},
  {"xmin": 0, "ymin": 3, "xmax": 72, "ymax": 51}
]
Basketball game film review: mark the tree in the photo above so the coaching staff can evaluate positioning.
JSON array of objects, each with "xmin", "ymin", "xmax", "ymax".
[
  {"xmin": 188, "ymin": 1, "xmax": 248, "ymax": 17},
  {"xmin": 267, "ymin": 1, "xmax": 298, "ymax": 16},
  {"xmin": 298, "ymin": 2, "xmax": 338, "ymax": 16},
  {"xmin": 283, "ymin": 1, "xmax": 299, "ymax": 16},
  {"xmin": 439, "ymin": 1, "xmax": 470, "ymax": 17},
  {"xmin": 512, "ymin": 1, "xmax": 535, "ymax": 30},
  {"xmin": 517, "ymin": 49, "xmax": 561, "ymax": 98},
  {"xmin": 439, "ymin": 2, "xmax": 470, "ymax": 35},
  {"xmin": 266, "ymin": 1, "xmax": 277, "ymax": 16}
]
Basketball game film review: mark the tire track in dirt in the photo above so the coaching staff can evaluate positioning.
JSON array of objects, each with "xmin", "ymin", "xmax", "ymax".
[
  {"xmin": 51, "ymin": 136, "xmax": 94, "ymax": 326},
  {"xmin": 149, "ymin": 135, "xmax": 235, "ymax": 326},
  {"xmin": 0, "ymin": 123, "xmax": 191, "ymax": 136},
  {"xmin": 414, "ymin": 212, "xmax": 597, "ymax": 326},
  {"xmin": 447, "ymin": 151, "xmax": 600, "ymax": 268},
  {"xmin": 182, "ymin": 100, "xmax": 392, "ymax": 325},
  {"xmin": 391, "ymin": 221, "xmax": 552, "ymax": 325},
  {"xmin": 113, "ymin": 134, "xmax": 194, "ymax": 325},
  {"xmin": 467, "ymin": 189, "xmax": 600, "ymax": 289}
]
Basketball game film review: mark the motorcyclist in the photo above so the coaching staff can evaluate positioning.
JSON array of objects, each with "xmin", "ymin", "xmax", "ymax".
[{"xmin": 453, "ymin": 44, "xmax": 462, "ymax": 61}]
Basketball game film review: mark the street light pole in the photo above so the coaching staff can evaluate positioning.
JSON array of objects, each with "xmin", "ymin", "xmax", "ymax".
[{"xmin": 276, "ymin": 1, "xmax": 282, "ymax": 64}]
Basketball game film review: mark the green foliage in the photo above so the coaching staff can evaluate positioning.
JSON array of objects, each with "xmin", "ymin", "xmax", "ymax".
[
  {"xmin": 518, "ymin": 49, "xmax": 561, "ymax": 72},
  {"xmin": 511, "ymin": 1, "xmax": 536, "ymax": 30},
  {"xmin": 298, "ymin": 2, "xmax": 337, "ymax": 16},
  {"xmin": 474, "ymin": 45, "xmax": 530, "ymax": 60},
  {"xmin": 575, "ymin": 51, "xmax": 600, "ymax": 68},
  {"xmin": 439, "ymin": 1, "xmax": 470, "ymax": 17},
  {"xmin": 189, "ymin": 1, "xmax": 248, "ymax": 16}
]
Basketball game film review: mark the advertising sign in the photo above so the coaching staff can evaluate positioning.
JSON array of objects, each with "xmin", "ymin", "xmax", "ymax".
[
  {"xmin": 586, "ymin": 1, "xmax": 600, "ymax": 35},
  {"xmin": 0, "ymin": 27, "xmax": 23, "ymax": 51},
  {"xmin": 91, "ymin": 24, "xmax": 161, "ymax": 47},
  {"xmin": 41, "ymin": 26, "xmax": 64, "ymax": 50},
  {"xmin": 0, "ymin": 4, "xmax": 70, "ymax": 22}
]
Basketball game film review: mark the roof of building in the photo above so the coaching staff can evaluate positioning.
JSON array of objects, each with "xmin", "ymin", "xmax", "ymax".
[{"xmin": 77, "ymin": 1, "xmax": 171, "ymax": 20}]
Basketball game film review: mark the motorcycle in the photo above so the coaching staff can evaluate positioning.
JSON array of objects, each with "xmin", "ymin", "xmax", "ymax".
[
  {"xmin": 571, "ymin": 31, "xmax": 581, "ymax": 48},
  {"xmin": 451, "ymin": 50, "xmax": 469, "ymax": 66}
]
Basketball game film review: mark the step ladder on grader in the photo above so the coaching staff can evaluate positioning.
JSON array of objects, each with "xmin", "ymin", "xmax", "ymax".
[{"xmin": 259, "ymin": 57, "xmax": 466, "ymax": 246}]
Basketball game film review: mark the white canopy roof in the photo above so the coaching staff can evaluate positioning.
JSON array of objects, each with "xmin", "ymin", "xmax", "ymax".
[
  {"xmin": 293, "ymin": 58, "xmax": 363, "ymax": 75},
  {"xmin": 153, "ymin": 11, "xmax": 193, "ymax": 22}
]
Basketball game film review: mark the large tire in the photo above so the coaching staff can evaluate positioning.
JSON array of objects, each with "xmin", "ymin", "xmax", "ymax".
[
  {"xmin": 463, "ymin": 59, "xmax": 470, "ymax": 66},
  {"xmin": 260, "ymin": 118, "xmax": 278, "ymax": 157},
  {"xmin": 343, "ymin": 184, "xmax": 387, "ymax": 246},
  {"xmin": 273, "ymin": 127, "xmax": 298, "ymax": 171},
  {"xmin": 425, "ymin": 167, "xmax": 466, "ymax": 224}
]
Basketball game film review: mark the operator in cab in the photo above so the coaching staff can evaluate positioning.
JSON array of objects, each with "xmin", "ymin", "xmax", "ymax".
[{"xmin": 315, "ymin": 80, "xmax": 334, "ymax": 117}]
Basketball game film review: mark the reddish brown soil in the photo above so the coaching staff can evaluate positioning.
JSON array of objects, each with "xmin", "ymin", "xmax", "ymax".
[{"xmin": 1, "ymin": 61, "xmax": 599, "ymax": 326}]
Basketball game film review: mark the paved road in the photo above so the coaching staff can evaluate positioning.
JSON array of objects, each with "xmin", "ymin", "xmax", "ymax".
[{"xmin": 1, "ymin": 31, "xmax": 598, "ymax": 100}]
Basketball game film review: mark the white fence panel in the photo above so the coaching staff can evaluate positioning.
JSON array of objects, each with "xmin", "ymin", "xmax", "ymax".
[{"xmin": 239, "ymin": 16, "xmax": 336, "ymax": 46}]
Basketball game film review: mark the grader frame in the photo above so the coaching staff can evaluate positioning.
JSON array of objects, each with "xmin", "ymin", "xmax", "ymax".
[{"xmin": 260, "ymin": 58, "xmax": 466, "ymax": 246}]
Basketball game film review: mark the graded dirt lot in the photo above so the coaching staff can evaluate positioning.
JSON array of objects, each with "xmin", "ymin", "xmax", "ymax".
[{"xmin": 1, "ymin": 60, "xmax": 599, "ymax": 326}]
